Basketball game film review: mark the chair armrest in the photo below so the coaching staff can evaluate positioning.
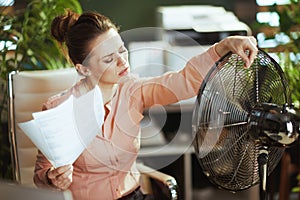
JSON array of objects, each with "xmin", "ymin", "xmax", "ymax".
[{"xmin": 136, "ymin": 162, "xmax": 178, "ymax": 200}]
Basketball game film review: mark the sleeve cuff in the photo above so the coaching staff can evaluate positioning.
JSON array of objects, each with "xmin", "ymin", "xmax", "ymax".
[{"xmin": 209, "ymin": 43, "xmax": 221, "ymax": 61}]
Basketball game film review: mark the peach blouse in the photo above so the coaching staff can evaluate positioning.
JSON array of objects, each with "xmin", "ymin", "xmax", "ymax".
[{"xmin": 33, "ymin": 45, "xmax": 220, "ymax": 200}]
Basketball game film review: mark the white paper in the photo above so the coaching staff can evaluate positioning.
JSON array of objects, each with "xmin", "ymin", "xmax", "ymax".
[{"xmin": 18, "ymin": 86, "xmax": 104, "ymax": 168}]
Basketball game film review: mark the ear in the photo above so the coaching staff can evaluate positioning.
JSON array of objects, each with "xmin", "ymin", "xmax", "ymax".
[{"xmin": 75, "ymin": 64, "xmax": 91, "ymax": 76}]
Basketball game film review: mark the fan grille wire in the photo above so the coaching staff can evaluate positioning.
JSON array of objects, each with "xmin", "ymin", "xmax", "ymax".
[{"xmin": 192, "ymin": 50, "xmax": 290, "ymax": 191}]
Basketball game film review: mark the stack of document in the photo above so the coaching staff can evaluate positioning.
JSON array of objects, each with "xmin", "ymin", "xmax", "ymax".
[{"xmin": 18, "ymin": 86, "xmax": 104, "ymax": 168}]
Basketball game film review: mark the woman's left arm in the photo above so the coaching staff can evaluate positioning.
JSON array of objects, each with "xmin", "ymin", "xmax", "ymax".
[{"xmin": 139, "ymin": 36, "xmax": 258, "ymax": 108}]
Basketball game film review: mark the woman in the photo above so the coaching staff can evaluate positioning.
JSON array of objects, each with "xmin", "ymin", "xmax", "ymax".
[{"xmin": 34, "ymin": 10, "xmax": 258, "ymax": 200}]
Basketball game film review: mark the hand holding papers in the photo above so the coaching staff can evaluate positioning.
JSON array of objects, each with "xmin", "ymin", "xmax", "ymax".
[{"xmin": 18, "ymin": 86, "xmax": 104, "ymax": 168}]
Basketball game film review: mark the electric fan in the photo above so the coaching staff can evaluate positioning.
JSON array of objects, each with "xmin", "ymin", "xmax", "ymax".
[{"xmin": 192, "ymin": 49, "xmax": 300, "ymax": 200}]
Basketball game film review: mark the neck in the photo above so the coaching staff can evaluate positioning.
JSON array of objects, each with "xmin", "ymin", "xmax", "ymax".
[
  {"xmin": 98, "ymin": 82, "xmax": 118, "ymax": 104},
  {"xmin": 77, "ymin": 77, "xmax": 117, "ymax": 104}
]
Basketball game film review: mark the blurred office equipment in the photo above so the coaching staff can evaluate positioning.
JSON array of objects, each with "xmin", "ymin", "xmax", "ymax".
[
  {"xmin": 156, "ymin": 5, "xmax": 251, "ymax": 46},
  {"xmin": 128, "ymin": 5, "xmax": 252, "ymax": 76}
]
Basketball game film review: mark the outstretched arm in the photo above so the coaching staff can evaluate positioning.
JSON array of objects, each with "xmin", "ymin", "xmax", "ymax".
[{"xmin": 139, "ymin": 36, "xmax": 258, "ymax": 108}]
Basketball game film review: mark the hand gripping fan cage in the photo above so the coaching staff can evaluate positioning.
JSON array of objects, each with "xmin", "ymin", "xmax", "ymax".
[{"xmin": 192, "ymin": 49, "xmax": 300, "ymax": 200}]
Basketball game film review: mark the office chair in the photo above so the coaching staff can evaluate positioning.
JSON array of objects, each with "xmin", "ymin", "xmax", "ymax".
[
  {"xmin": 137, "ymin": 162, "xmax": 178, "ymax": 200},
  {"xmin": 8, "ymin": 68, "xmax": 178, "ymax": 199},
  {"xmin": 8, "ymin": 68, "xmax": 78, "ymax": 186}
]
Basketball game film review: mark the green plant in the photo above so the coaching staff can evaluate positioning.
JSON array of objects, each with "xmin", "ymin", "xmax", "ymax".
[
  {"xmin": 254, "ymin": 0, "xmax": 300, "ymax": 108},
  {"xmin": 273, "ymin": 0, "xmax": 300, "ymax": 109},
  {"xmin": 0, "ymin": 0, "xmax": 82, "ymax": 179}
]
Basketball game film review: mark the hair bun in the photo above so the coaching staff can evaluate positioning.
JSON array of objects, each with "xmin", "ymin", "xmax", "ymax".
[{"xmin": 51, "ymin": 10, "xmax": 79, "ymax": 43}]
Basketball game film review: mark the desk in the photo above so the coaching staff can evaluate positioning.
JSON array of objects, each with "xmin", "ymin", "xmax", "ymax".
[
  {"xmin": 139, "ymin": 135, "xmax": 194, "ymax": 200},
  {"xmin": 139, "ymin": 99, "xmax": 195, "ymax": 199}
]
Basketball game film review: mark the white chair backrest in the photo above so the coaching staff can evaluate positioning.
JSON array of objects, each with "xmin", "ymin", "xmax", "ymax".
[{"xmin": 8, "ymin": 68, "xmax": 78, "ymax": 186}]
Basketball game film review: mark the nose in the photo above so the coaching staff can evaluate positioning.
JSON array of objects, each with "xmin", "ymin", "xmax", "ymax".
[{"xmin": 117, "ymin": 54, "xmax": 127, "ymax": 67}]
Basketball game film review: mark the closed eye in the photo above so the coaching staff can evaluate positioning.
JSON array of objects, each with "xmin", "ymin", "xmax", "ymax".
[
  {"xmin": 103, "ymin": 57, "xmax": 113, "ymax": 63},
  {"xmin": 102, "ymin": 44, "xmax": 127, "ymax": 63}
]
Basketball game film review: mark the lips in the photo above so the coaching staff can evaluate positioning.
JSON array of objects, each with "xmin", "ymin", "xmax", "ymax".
[{"xmin": 118, "ymin": 67, "xmax": 129, "ymax": 76}]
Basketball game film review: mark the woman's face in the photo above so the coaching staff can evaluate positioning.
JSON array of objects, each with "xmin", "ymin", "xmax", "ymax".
[{"xmin": 83, "ymin": 28, "xmax": 130, "ymax": 85}]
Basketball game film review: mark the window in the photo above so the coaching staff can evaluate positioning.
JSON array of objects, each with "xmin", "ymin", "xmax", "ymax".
[
  {"xmin": 255, "ymin": 0, "xmax": 292, "ymax": 49},
  {"xmin": 256, "ymin": 0, "xmax": 290, "ymax": 6},
  {"xmin": 255, "ymin": 0, "xmax": 290, "ymax": 26},
  {"xmin": 0, "ymin": 0, "xmax": 16, "ymax": 51},
  {"xmin": 256, "ymin": 12, "xmax": 279, "ymax": 27},
  {"xmin": 0, "ymin": 0, "xmax": 14, "ymax": 6}
]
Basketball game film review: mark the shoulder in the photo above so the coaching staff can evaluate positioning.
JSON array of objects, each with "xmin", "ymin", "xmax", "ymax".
[{"xmin": 118, "ymin": 74, "xmax": 143, "ymax": 93}]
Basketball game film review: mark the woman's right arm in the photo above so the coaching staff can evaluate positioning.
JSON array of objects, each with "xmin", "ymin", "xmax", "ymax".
[
  {"xmin": 34, "ymin": 151, "xmax": 73, "ymax": 191},
  {"xmin": 34, "ymin": 92, "xmax": 73, "ymax": 190},
  {"xmin": 33, "ymin": 150, "xmax": 54, "ymax": 188}
]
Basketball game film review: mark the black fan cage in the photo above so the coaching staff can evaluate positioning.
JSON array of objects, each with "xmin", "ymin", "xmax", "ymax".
[{"xmin": 192, "ymin": 49, "xmax": 292, "ymax": 192}]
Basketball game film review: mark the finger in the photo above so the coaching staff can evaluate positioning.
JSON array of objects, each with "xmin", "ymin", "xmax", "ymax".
[
  {"xmin": 249, "ymin": 36, "xmax": 258, "ymax": 47},
  {"xmin": 247, "ymin": 36, "xmax": 258, "ymax": 63},
  {"xmin": 48, "ymin": 165, "xmax": 72, "ymax": 178},
  {"xmin": 50, "ymin": 166, "xmax": 73, "ymax": 190},
  {"xmin": 57, "ymin": 177, "xmax": 72, "ymax": 188},
  {"xmin": 248, "ymin": 49, "xmax": 258, "ymax": 66},
  {"xmin": 51, "ymin": 177, "xmax": 72, "ymax": 191},
  {"xmin": 60, "ymin": 180, "xmax": 72, "ymax": 191},
  {"xmin": 50, "ymin": 178, "xmax": 62, "ymax": 190},
  {"xmin": 235, "ymin": 49, "xmax": 250, "ymax": 68},
  {"xmin": 56, "ymin": 168, "xmax": 73, "ymax": 182}
]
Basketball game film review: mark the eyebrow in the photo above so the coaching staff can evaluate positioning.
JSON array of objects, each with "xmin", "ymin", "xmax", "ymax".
[
  {"xmin": 100, "ymin": 43, "xmax": 125, "ymax": 60},
  {"xmin": 102, "ymin": 53, "xmax": 114, "ymax": 60}
]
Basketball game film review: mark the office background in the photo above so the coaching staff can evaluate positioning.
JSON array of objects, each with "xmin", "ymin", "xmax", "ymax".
[{"xmin": 78, "ymin": 0, "xmax": 256, "ymax": 32}]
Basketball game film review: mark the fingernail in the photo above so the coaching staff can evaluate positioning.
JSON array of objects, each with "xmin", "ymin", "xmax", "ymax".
[{"xmin": 250, "ymin": 58, "xmax": 254, "ymax": 64}]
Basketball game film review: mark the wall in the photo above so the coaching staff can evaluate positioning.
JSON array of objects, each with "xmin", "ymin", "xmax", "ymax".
[
  {"xmin": 14, "ymin": 0, "xmax": 257, "ymax": 32},
  {"xmin": 79, "ymin": 0, "xmax": 242, "ymax": 32}
]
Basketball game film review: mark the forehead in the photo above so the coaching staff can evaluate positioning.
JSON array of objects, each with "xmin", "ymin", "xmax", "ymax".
[
  {"xmin": 86, "ymin": 29, "xmax": 123, "ymax": 59},
  {"xmin": 91, "ymin": 29, "xmax": 123, "ymax": 56}
]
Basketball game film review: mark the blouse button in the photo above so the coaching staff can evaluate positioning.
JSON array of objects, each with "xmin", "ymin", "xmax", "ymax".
[{"xmin": 133, "ymin": 138, "xmax": 139, "ymax": 151}]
